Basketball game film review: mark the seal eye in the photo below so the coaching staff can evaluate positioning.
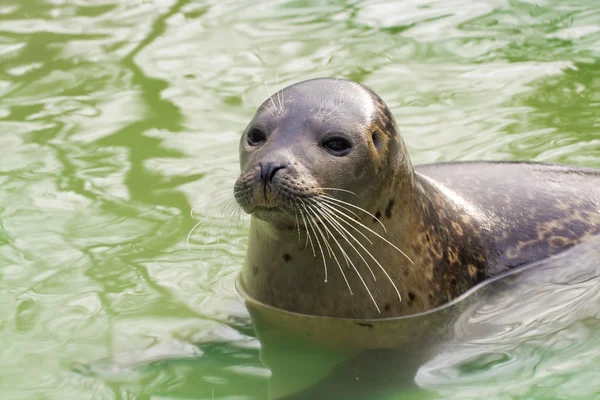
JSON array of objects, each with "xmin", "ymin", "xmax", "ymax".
[
  {"xmin": 247, "ymin": 128, "xmax": 266, "ymax": 146},
  {"xmin": 322, "ymin": 137, "xmax": 352, "ymax": 156}
]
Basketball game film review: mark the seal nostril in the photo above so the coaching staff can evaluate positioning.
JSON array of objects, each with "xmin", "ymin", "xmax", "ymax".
[
  {"xmin": 258, "ymin": 162, "xmax": 287, "ymax": 185},
  {"xmin": 269, "ymin": 164, "xmax": 285, "ymax": 182}
]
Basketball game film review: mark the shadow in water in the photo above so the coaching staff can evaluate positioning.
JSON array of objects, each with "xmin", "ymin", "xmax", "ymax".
[{"xmin": 241, "ymin": 234, "xmax": 600, "ymax": 399}]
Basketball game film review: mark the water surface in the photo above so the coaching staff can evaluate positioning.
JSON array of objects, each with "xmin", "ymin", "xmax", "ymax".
[{"xmin": 1, "ymin": 0, "xmax": 600, "ymax": 399}]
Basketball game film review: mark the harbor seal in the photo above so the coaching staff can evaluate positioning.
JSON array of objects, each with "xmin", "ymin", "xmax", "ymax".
[{"xmin": 234, "ymin": 78, "xmax": 600, "ymax": 319}]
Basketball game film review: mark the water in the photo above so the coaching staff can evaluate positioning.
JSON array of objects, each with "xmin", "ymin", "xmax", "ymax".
[{"xmin": 0, "ymin": 0, "xmax": 599, "ymax": 399}]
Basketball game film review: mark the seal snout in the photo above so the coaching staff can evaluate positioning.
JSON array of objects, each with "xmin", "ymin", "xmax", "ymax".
[
  {"xmin": 253, "ymin": 161, "xmax": 288, "ymax": 207},
  {"xmin": 258, "ymin": 161, "xmax": 287, "ymax": 186}
]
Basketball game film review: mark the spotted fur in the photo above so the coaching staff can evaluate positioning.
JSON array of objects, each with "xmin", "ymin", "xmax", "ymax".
[{"xmin": 237, "ymin": 78, "xmax": 600, "ymax": 318}]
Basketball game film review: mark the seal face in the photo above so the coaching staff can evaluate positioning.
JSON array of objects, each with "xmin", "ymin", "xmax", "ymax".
[
  {"xmin": 234, "ymin": 78, "xmax": 600, "ymax": 319},
  {"xmin": 234, "ymin": 79, "xmax": 398, "ymax": 231}
]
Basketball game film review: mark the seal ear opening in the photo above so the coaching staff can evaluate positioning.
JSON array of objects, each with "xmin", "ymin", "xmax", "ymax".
[{"xmin": 372, "ymin": 131, "xmax": 382, "ymax": 151}]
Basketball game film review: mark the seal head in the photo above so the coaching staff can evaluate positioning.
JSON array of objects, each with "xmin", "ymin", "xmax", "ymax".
[{"xmin": 234, "ymin": 78, "xmax": 409, "ymax": 231}]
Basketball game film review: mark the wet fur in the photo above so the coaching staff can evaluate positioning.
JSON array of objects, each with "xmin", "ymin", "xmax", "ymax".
[{"xmin": 236, "ymin": 78, "xmax": 600, "ymax": 318}]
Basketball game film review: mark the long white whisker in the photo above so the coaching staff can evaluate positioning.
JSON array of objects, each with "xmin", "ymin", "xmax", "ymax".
[
  {"xmin": 292, "ymin": 200, "xmax": 302, "ymax": 245},
  {"xmin": 316, "ymin": 196, "xmax": 363, "ymax": 221},
  {"xmin": 322, "ymin": 96, "xmax": 346, "ymax": 121},
  {"xmin": 300, "ymin": 200, "xmax": 341, "ymax": 287},
  {"xmin": 295, "ymin": 200, "xmax": 317, "ymax": 258},
  {"xmin": 312, "ymin": 201, "xmax": 376, "ymax": 280},
  {"xmin": 301, "ymin": 205, "xmax": 327, "ymax": 281},
  {"xmin": 264, "ymin": 81, "xmax": 279, "ymax": 115},
  {"xmin": 276, "ymin": 68, "xmax": 284, "ymax": 115},
  {"xmin": 319, "ymin": 198, "xmax": 413, "ymax": 265},
  {"xmin": 293, "ymin": 199, "xmax": 311, "ymax": 253},
  {"xmin": 306, "ymin": 203, "xmax": 334, "ymax": 259},
  {"xmin": 191, "ymin": 188, "xmax": 245, "ymax": 256},
  {"xmin": 317, "ymin": 94, "xmax": 325, "ymax": 117},
  {"xmin": 305, "ymin": 201, "xmax": 353, "ymax": 290},
  {"xmin": 308, "ymin": 202, "xmax": 380, "ymax": 312},
  {"xmin": 186, "ymin": 219, "xmax": 204, "ymax": 250},
  {"xmin": 319, "ymin": 194, "xmax": 387, "ymax": 233},
  {"xmin": 309, "ymin": 215, "xmax": 327, "ymax": 281},
  {"xmin": 260, "ymin": 103, "xmax": 275, "ymax": 117},
  {"xmin": 317, "ymin": 200, "xmax": 405, "ymax": 303},
  {"xmin": 322, "ymin": 90, "xmax": 361, "ymax": 121},
  {"xmin": 321, "ymin": 188, "xmax": 358, "ymax": 197}
]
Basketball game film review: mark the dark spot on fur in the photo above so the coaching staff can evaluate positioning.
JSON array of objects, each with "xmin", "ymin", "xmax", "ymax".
[
  {"xmin": 385, "ymin": 200, "xmax": 394, "ymax": 218},
  {"xmin": 408, "ymin": 292, "xmax": 416, "ymax": 303},
  {"xmin": 357, "ymin": 323, "xmax": 374, "ymax": 328},
  {"xmin": 373, "ymin": 211, "xmax": 382, "ymax": 222},
  {"xmin": 283, "ymin": 253, "xmax": 292, "ymax": 262},
  {"xmin": 383, "ymin": 303, "xmax": 391, "ymax": 312}
]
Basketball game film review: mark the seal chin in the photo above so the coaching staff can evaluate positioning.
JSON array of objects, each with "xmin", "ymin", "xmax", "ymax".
[{"xmin": 252, "ymin": 206, "xmax": 297, "ymax": 230}]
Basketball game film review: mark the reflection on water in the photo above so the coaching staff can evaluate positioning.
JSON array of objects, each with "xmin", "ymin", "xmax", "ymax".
[
  {"xmin": 418, "ymin": 234, "xmax": 600, "ymax": 399},
  {"xmin": 0, "ymin": 0, "xmax": 599, "ymax": 399}
]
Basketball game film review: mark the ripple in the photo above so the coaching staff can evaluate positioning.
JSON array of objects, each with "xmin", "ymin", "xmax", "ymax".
[
  {"xmin": 416, "ymin": 237, "xmax": 600, "ymax": 399},
  {"xmin": 0, "ymin": 0, "xmax": 599, "ymax": 399}
]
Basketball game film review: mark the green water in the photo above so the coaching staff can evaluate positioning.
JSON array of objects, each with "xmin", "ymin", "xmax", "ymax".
[{"xmin": 1, "ymin": 0, "xmax": 599, "ymax": 399}]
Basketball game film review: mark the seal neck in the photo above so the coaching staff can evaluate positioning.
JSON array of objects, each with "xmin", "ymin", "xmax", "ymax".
[{"xmin": 239, "ymin": 162, "xmax": 483, "ymax": 318}]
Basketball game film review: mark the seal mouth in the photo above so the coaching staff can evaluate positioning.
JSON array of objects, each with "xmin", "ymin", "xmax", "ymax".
[
  {"xmin": 234, "ymin": 168, "xmax": 337, "ymax": 230},
  {"xmin": 254, "ymin": 206, "xmax": 286, "ymax": 214},
  {"xmin": 254, "ymin": 203, "xmax": 331, "ymax": 232},
  {"xmin": 251, "ymin": 204, "xmax": 304, "ymax": 230}
]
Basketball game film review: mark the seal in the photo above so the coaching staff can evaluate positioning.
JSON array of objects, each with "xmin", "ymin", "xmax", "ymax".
[{"xmin": 234, "ymin": 77, "xmax": 600, "ymax": 319}]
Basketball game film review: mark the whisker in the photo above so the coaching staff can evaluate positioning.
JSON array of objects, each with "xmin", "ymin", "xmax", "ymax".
[
  {"xmin": 319, "ymin": 194, "xmax": 387, "ymax": 233},
  {"xmin": 316, "ymin": 195, "xmax": 362, "ymax": 221},
  {"xmin": 219, "ymin": 200, "xmax": 245, "ymax": 226},
  {"xmin": 299, "ymin": 199, "xmax": 331, "ymax": 262},
  {"xmin": 300, "ymin": 205, "xmax": 327, "ymax": 281},
  {"xmin": 312, "ymin": 231, "xmax": 327, "ymax": 282},
  {"xmin": 260, "ymin": 103, "xmax": 276, "ymax": 117},
  {"xmin": 188, "ymin": 185, "xmax": 246, "ymax": 258},
  {"xmin": 323, "ymin": 91, "xmax": 365, "ymax": 122},
  {"xmin": 321, "ymin": 89, "xmax": 360, "ymax": 121},
  {"xmin": 292, "ymin": 199, "xmax": 309, "ymax": 250},
  {"xmin": 292, "ymin": 201, "xmax": 302, "ymax": 245},
  {"xmin": 276, "ymin": 67, "xmax": 284, "ymax": 114},
  {"xmin": 264, "ymin": 81, "xmax": 279, "ymax": 115},
  {"xmin": 319, "ymin": 198, "xmax": 413, "ymax": 265},
  {"xmin": 300, "ymin": 200, "xmax": 341, "ymax": 287},
  {"xmin": 317, "ymin": 93, "xmax": 325, "ymax": 118},
  {"xmin": 320, "ymin": 188, "xmax": 358, "ymax": 197},
  {"xmin": 308, "ymin": 202, "xmax": 380, "ymax": 312},
  {"xmin": 186, "ymin": 218, "xmax": 205, "ymax": 250},
  {"xmin": 311, "ymin": 201, "xmax": 376, "ymax": 280},
  {"xmin": 316, "ymin": 199, "xmax": 406, "ymax": 303},
  {"xmin": 295, "ymin": 199, "xmax": 317, "ymax": 258}
]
